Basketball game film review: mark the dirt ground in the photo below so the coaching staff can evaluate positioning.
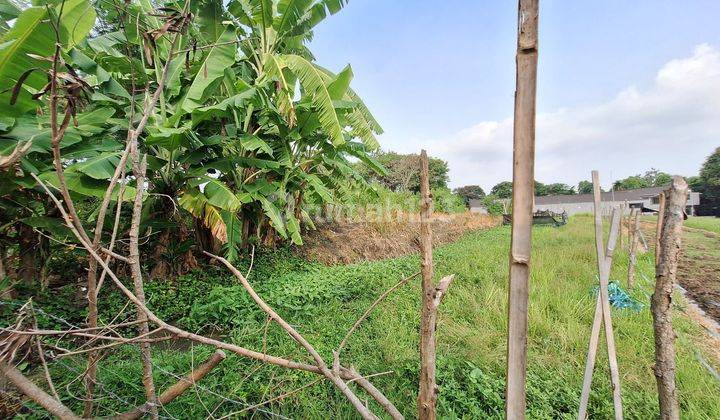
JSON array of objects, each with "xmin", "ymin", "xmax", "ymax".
[
  {"xmin": 301, "ymin": 212, "xmax": 500, "ymax": 265},
  {"xmin": 641, "ymin": 220, "xmax": 720, "ymax": 324}
]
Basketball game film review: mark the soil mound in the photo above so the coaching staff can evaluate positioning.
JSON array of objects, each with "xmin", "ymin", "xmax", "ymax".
[{"xmin": 300, "ymin": 212, "xmax": 500, "ymax": 265}]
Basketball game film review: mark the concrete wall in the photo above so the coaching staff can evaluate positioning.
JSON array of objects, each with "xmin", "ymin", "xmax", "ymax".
[{"xmin": 536, "ymin": 193, "xmax": 700, "ymax": 216}]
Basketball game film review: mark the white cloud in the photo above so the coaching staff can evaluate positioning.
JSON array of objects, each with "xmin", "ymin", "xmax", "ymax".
[{"xmin": 387, "ymin": 44, "xmax": 720, "ymax": 190}]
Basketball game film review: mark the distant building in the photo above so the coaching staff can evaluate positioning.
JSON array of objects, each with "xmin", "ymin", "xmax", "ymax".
[
  {"xmin": 534, "ymin": 186, "xmax": 701, "ymax": 216},
  {"xmin": 468, "ymin": 199, "xmax": 488, "ymax": 214}
]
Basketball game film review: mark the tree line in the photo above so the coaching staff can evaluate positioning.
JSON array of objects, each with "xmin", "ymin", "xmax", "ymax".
[{"xmin": 453, "ymin": 149, "xmax": 720, "ymax": 216}]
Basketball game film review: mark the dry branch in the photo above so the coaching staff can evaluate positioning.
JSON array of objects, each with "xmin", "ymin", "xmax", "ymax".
[
  {"xmin": 204, "ymin": 251, "xmax": 377, "ymax": 420},
  {"xmin": 651, "ymin": 177, "xmax": 688, "ymax": 420},
  {"xmin": 0, "ymin": 360, "xmax": 80, "ymax": 420},
  {"xmin": 115, "ymin": 350, "xmax": 227, "ymax": 420},
  {"xmin": 506, "ymin": 1, "xmax": 539, "ymax": 418}
]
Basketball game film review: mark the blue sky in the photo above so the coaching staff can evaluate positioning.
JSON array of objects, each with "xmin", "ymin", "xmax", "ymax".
[{"xmin": 310, "ymin": 1, "xmax": 720, "ymax": 190}]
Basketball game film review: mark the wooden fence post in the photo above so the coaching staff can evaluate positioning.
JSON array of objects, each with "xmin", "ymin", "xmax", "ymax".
[
  {"xmin": 418, "ymin": 150, "xmax": 456, "ymax": 420},
  {"xmin": 577, "ymin": 171, "xmax": 623, "ymax": 420},
  {"xmin": 505, "ymin": 1, "xmax": 539, "ymax": 419},
  {"xmin": 652, "ymin": 177, "xmax": 688, "ymax": 420},
  {"xmin": 628, "ymin": 210, "xmax": 640, "ymax": 289},
  {"xmin": 655, "ymin": 192, "xmax": 666, "ymax": 265}
]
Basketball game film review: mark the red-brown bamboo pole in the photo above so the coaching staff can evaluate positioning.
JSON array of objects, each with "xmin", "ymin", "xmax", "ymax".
[
  {"xmin": 651, "ymin": 177, "xmax": 688, "ymax": 420},
  {"xmin": 505, "ymin": 1, "xmax": 539, "ymax": 418}
]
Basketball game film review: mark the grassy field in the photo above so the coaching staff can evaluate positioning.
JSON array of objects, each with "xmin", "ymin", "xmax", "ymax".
[
  {"xmin": 684, "ymin": 216, "xmax": 720, "ymax": 235},
  {"xmin": 21, "ymin": 216, "xmax": 720, "ymax": 419}
]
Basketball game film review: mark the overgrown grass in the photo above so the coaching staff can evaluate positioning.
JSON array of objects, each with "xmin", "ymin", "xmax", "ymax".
[
  {"xmin": 684, "ymin": 216, "xmax": 720, "ymax": 234},
  {"xmin": 14, "ymin": 216, "xmax": 720, "ymax": 418}
]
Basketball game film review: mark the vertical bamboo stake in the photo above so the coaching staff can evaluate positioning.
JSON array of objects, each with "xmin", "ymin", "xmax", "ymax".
[
  {"xmin": 628, "ymin": 210, "xmax": 640, "ymax": 289},
  {"xmin": 418, "ymin": 150, "xmax": 437, "ymax": 420},
  {"xmin": 577, "ymin": 171, "xmax": 623, "ymax": 420},
  {"xmin": 505, "ymin": 1, "xmax": 539, "ymax": 418},
  {"xmin": 619, "ymin": 202, "xmax": 625, "ymax": 249},
  {"xmin": 626, "ymin": 204, "xmax": 633, "ymax": 249},
  {"xmin": 655, "ymin": 192, "xmax": 666, "ymax": 265},
  {"xmin": 652, "ymin": 177, "xmax": 688, "ymax": 420}
]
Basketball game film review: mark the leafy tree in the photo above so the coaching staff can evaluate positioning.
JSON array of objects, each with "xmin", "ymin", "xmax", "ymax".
[
  {"xmin": 0, "ymin": 0, "xmax": 384, "ymax": 276},
  {"xmin": 453, "ymin": 185, "xmax": 485, "ymax": 206},
  {"xmin": 491, "ymin": 181, "xmax": 512, "ymax": 199},
  {"xmin": 577, "ymin": 180, "xmax": 593, "ymax": 194},
  {"xmin": 361, "ymin": 151, "xmax": 449, "ymax": 192},
  {"xmin": 613, "ymin": 176, "xmax": 649, "ymax": 191},
  {"xmin": 545, "ymin": 183, "xmax": 575, "ymax": 195},
  {"xmin": 696, "ymin": 147, "xmax": 720, "ymax": 216},
  {"xmin": 642, "ymin": 168, "xmax": 673, "ymax": 187},
  {"xmin": 534, "ymin": 181, "xmax": 548, "ymax": 196}
]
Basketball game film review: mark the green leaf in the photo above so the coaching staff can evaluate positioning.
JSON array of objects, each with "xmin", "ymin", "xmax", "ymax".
[
  {"xmin": 202, "ymin": 178, "xmax": 242, "ymax": 211},
  {"xmin": 0, "ymin": 0, "xmax": 96, "ymax": 115},
  {"xmin": 39, "ymin": 171, "xmax": 136, "ymax": 201},
  {"xmin": 179, "ymin": 27, "xmax": 237, "ymax": 113},
  {"xmin": 22, "ymin": 216, "xmax": 73, "ymax": 240},
  {"xmin": 67, "ymin": 152, "xmax": 124, "ymax": 180},
  {"xmin": 285, "ymin": 211, "xmax": 302, "ymax": 245},
  {"xmin": 278, "ymin": 54, "xmax": 345, "ymax": 145},
  {"xmin": 327, "ymin": 64, "xmax": 352, "ymax": 100},
  {"xmin": 258, "ymin": 195, "xmax": 287, "ymax": 238},
  {"xmin": 239, "ymin": 135, "xmax": 273, "ymax": 155}
]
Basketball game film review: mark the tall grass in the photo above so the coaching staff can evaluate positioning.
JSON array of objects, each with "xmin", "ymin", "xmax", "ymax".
[{"xmin": 684, "ymin": 216, "xmax": 720, "ymax": 235}]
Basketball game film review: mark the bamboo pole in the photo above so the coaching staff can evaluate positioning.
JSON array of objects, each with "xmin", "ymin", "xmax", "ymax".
[
  {"xmin": 577, "ymin": 171, "xmax": 623, "ymax": 420},
  {"xmin": 652, "ymin": 177, "xmax": 688, "ymax": 420},
  {"xmin": 628, "ymin": 210, "xmax": 640, "ymax": 289},
  {"xmin": 418, "ymin": 150, "xmax": 437, "ymax": 420},
  {"xmin": 505, "ymin": 1, "xmax": 539, "ymax": 418},
  {"xmin": 655, "ymin": 192, "xmax": 666, "ymax": 265}
]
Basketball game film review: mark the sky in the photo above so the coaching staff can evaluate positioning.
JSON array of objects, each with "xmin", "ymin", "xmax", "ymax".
[{"xmin": 309, "ymin": 0, "xmax": 720, "ymax": 191}]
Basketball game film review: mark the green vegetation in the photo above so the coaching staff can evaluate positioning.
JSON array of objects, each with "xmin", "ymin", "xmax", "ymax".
[
  {"xmin": 0, "ymin": 0, "xmax": 385, "ymax": 278},
  {"xmin": 10, "ymin": 216, "xmax": 718, "ymax": 418},
  {"xmin": 684, "ymin": 216, "xmax": 720, "ymax": 235},
  {"xmin": 690, "ymin": 147, "xmax": 720, "ymax": 216}
]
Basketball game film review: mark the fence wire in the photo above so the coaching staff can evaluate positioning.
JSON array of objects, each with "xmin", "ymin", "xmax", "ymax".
[{"xmin": 1, "ymin": 300, "xmax": 293, "ymax": 419}]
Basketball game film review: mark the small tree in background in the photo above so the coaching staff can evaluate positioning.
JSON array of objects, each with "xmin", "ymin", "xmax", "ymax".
[
  {"xmin": 453, "ymin": 185, "xmax": 485, "ymax": 206},
  {"xmin": 696, "ymin": 147, "xmax": 720, "ymax": 216},
  {"xmin": 360, "ymin": 151, "xmax": 450, "ymax": 192},
  {"xmin": 545, "ymin": 183, "xmax": 575, "ymax": 195},
  {"xmin": 578, "ymin": 180, "xmax": 594, "ymax": 194},
  {"xmin": 491, "ymin": 181, "xmax": 513, "ymax": 198}
]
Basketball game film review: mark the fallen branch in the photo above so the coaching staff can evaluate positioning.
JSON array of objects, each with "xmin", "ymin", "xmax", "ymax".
[
  {"xmin": 204, "ymin": 251, "xmax": 377, "ymax": 420},
  {"xmin": 115, "ymin": 349, "xmax": 227, "ymax": 420},
  {"xmin": 0, "ymin": 360, "xmax": 80, "ymax": 420}
]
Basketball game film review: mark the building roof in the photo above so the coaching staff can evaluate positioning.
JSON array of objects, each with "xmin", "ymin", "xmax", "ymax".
[{"xmin": 535, "ymin": 186, "xmax": 668, "ymax": 205}]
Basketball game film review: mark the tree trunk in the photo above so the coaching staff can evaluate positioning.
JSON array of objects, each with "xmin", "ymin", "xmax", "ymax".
[
  {"xmin": 651, "ymin": 177, "xmax": 688, "ymax": 420},
  {"xmin": 655, "ymin": 192, "xmax": 666, "ymax": 266},
  {"xmin": 17, "ymin": 223, "xmax": 38, "ymax": 284},
  {"xmin": 506, "ymin": 1, "xmax": 539, "ymax": 419},
  {"xmin": 418, "ymin": 150, "xmax": 437, "ymax": 420}
]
